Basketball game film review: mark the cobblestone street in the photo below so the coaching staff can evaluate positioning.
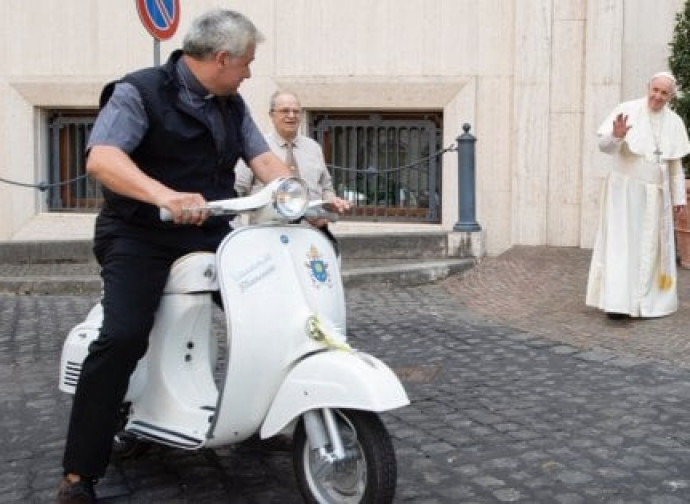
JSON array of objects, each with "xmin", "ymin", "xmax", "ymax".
[{"xmin": 3, "ymin": 247, "xmax": 690, "ymax": 502}]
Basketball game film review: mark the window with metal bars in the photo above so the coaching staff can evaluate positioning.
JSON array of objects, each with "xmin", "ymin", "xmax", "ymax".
[
  {"xmin": 47, "ymin": 111, "xmax": 100, "ymax": 212},
  {"xmin": 46, "ymin": 109, "xmax": 444, "ymax": 222},
  {"xmin": 310, "ymin": 111, "xmax": 443, "ymax": 222}
]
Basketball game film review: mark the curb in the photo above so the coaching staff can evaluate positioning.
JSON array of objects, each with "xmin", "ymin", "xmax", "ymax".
[
  {"xmin": 0, "ymin": 258, "xmax": 475, "ymax": 295},
  {"xmin": 0, "ymin": 240, "xmax": 94, "ymax": 264},
  {"xmin": 0, "ymin": 276, "xmax": 102, "ymax": 296},
  {"xmin": 342, "ymin": 258, "xmax": 474, "ymax": 287}
]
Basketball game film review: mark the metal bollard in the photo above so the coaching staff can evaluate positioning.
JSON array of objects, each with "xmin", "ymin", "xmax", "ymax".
[{"xmin": 453, "ymin": 123, "xmax": 481, "ymax": 232}]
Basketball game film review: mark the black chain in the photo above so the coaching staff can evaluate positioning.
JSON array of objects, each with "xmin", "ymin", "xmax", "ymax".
[
  {"xmin": 326, "ymin": 144, "xmax": 456, "ymax": 174},
  {"xmin": 0, "ymin": 174, "xmax": 90, "ymax": 192},
  {"xmin": 0, "ymin": 145, "xmax": 457, "ymax": 191}
]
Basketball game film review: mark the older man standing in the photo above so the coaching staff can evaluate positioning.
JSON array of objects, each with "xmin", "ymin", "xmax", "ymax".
[
  {"xmin": 235, "ymin": 91, "xmax": 350, "ymax": 248},
  {"xmin": 586, "ymin": 72, "xmax": 690, "ymax": 319}
]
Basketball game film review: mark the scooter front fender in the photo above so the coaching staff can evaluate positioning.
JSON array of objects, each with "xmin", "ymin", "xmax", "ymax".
[{"xmin": 260, "ymin": 350, "xmax": 409, "ymax": 438}]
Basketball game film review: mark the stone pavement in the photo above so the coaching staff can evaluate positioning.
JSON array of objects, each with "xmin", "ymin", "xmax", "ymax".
[
  {"xmin": 442, "ymin": 246, "xmax": 690, "ymax": 370},
  {"xmin": 3, "ymin": 246, "xmax": 690, "ymax": 503}
]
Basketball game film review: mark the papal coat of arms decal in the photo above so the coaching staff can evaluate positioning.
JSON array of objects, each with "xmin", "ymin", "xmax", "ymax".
[{"xmin": 305, "ymin": 245, "xmax": 332, "ymax": 287}]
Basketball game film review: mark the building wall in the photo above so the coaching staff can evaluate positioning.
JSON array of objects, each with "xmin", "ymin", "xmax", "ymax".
[{"xmin": 0, "ymin": 0, "xmax": 684, "ymax": 253}]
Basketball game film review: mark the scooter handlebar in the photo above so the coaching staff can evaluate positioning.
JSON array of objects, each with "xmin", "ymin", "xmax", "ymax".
[
  {"xmin": 304, "ymin": 200, "xmax": 339, "ymax": 222},
  {"xmin": 304, "ymin": 208, "xmax": 339, "ymax": 222},
  {"xmin": 160, "ymin": 206, "xmax": 338, "ymax": 223},
  {"xmin": 158, "ymin": 177, "xmax": 310, "ymax": 223},
  {"xmin": 159, "ymin": 205, "xmax": 233, "ymax": 222}
]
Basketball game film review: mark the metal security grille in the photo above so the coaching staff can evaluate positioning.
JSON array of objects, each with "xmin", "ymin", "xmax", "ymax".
[
  {"xmin": 48, "ymin": 112, "xmax": 100, "ymax": 212},
  {"xmin": 311, "ymin": 112, "xmax": 442, "ymax": 222},
  {"xmin": 45, "ymin": 110, "xmax": 444, "ymax": 222}
]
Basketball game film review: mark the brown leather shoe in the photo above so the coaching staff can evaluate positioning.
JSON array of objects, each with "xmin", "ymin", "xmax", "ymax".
[{"xmin": 56, "ymin": 476, "xmax": 96, "ymax": 503}]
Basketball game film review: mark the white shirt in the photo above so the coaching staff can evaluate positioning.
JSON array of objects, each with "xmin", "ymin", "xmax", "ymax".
[{"xmin": 234, "ymin": 132, "xmax": 335, "ymax": 202}]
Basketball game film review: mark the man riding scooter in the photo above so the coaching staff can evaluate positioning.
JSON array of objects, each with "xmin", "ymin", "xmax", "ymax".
[{"xmin": 57, "ymin": 9, "xmax": 348, "ymax": 503}]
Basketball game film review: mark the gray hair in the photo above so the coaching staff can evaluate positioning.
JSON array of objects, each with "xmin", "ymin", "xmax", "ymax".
[
  {"xmin": 649, "ymin": 71, "xmax": 677, "ymax": 96},
  {"xmin": 183, "ymin": 9, "xmax": 264, "ymax": 59},
  {"xmin": 269, "ymin": 90, "xmax": 301, "ymax": 111}
]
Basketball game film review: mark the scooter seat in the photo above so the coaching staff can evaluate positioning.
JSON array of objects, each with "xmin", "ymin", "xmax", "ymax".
[{"xmin": 164, "ymin": 252, "xmax": 218, "ymax": 294}]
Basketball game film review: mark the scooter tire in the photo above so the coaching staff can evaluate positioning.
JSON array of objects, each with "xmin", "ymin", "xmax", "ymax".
[{"xmin": 293, "ymin": 409, "xmax": 397, "ymax": 504}]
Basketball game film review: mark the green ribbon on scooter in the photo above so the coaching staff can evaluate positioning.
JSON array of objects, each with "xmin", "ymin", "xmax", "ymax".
[{"xmin": 307, "ymin": 314, "xmax": 352, "ymax": 352}]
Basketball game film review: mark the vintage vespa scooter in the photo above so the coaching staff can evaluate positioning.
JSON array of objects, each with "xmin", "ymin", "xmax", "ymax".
[{"xmin": 59, "ymin": 177, "xmax": 409, "ymax": 503}]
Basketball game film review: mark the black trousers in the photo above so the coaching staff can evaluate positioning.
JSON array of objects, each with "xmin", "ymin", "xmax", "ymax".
[{"xmin": 62, "ymin": 237, "xmax": 184, "ymax": 478}]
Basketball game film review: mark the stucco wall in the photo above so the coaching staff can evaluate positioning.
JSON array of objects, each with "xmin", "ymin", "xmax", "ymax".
[{"xmin": 0, "ymin": 0, "xmax": 684, "ymax": 253}]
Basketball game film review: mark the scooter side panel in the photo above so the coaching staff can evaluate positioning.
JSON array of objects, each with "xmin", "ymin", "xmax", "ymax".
[
  {"xmin": 124, "ymin": 293, "xmax": 218, "ymax": 448},
  {"xmin": 59, "ymin": 322, "xmax": 100, "ymax": 394},
  {"xmin": 260, "ymin": 350, "xmax": 410, "ymax": 438},
  {"xmin": 59, "ymin": 303, "xmax": 150, "ymax": 399},
  {"xmin": 210, "ymin": 224, "xmax": 346, "ymax": 445}
]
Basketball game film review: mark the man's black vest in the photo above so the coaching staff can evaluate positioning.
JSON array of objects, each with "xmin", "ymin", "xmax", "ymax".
[{"xmin": 98, "ymin": 50, "xmax": 245, "ymax": 236}]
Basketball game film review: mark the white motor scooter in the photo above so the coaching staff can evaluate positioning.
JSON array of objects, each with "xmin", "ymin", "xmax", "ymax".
[{"xmin": 59, "ymin": 177, "xmax": 409, "ymax": 503}]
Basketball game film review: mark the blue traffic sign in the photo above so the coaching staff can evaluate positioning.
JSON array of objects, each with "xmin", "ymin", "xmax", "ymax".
[{"xmin": 136, "ymin": 0, "xmax": 180, "ymax": 41}]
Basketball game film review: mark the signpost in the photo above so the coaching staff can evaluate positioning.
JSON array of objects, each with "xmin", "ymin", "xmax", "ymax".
[{"xmin": 136, "ymin": 0, "xmax": 180, "ymax": 65}]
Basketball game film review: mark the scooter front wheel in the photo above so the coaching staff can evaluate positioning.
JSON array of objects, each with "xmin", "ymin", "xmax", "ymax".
[{"xmin": 293, "ymin": 409, "xmax": 397, "ymax": 504}]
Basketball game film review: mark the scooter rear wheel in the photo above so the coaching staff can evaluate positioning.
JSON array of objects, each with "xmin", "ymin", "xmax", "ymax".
[{"xmin": 293, "ymin": 409, "xmax": 397, "ymax": 504}]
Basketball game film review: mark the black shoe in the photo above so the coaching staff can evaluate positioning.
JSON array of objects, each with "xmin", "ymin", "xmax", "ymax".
[
  {"xmin": 57, "ymin": 476, "xmax": 96, "ymax": 504},
  {"xmin": 606, "ymin": 312, "xmax": 628, "ymax": 320}
]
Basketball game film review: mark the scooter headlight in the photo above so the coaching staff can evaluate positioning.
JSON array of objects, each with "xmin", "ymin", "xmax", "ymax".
[{"xmin": 274, "ymin": 177, "xmax": 308, "ymax": 219}]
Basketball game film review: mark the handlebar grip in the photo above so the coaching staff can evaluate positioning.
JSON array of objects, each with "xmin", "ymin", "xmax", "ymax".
[
  {"xmin": 304, "ymin": 206, "xmax": 340, "ymax": 222},
  {"xmin": 159, "ymin": 208, "xmax": 173, "ymax": 221}
]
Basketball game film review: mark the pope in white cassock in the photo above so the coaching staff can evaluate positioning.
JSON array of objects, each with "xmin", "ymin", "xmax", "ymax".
[{"xmin": 586, "ymin": 72, "xmax": 690, "ymax": 319}]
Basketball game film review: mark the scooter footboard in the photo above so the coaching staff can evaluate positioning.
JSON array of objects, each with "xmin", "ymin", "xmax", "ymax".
[{"xmin": 260, "ymin": 350, "xmax": 409, "ymax": 438}]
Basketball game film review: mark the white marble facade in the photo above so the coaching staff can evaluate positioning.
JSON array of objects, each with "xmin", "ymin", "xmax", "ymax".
[{"xmin": 0, "ymin": 0, "xmax": 684, "ymax": 254}]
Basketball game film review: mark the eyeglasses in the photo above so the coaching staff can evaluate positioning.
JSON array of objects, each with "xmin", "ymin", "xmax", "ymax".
[{"xmin": 272, "ymin": 108, "xmax": 303, "ymax": 116}]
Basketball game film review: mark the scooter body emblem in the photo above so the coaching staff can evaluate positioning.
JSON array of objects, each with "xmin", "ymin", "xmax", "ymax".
[{"xmin": 305, "ymin": 245, "xmax": 332, "ymax": 287}]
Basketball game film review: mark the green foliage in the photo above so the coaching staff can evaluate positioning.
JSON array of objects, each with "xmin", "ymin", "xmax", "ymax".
[{"xmin": 669, "ymin": 0, "xmax": 690, "ymax": 176}]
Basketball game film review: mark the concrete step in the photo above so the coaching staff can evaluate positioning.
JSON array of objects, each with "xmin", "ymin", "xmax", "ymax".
[
  {"xmin": 0, "ymin": 234, "xmax": 476, "ymax": 294},
  {"xmin": 0, "ymin": 240, "xmax": 95, "ymax": 264},
  {"xmin": 0, "ymin": 233, "xmax": 453, "ymax": 264},
  {"xmin": 0, "ymin": 257, "xmax": 474, "ymax": 295},
  {"xmin": 341, "ymin": 258, "xmax": 473, "ymax": 288},
  {"xmin": 339, "ymin": 231, "xmax": 449, "ymax": 259}
]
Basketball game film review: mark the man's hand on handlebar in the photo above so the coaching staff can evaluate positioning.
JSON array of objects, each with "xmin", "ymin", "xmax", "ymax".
[
  {"xmin": 324, "ymin": 196, "xmax": 351, "ymax": 215},
  {"xmin": 161, "ymin": 192, "xmax": 210, "ymax": 226},
  {"xmin": 305, "ymin": 196, "xmax": 351, "ymax": 228}
]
